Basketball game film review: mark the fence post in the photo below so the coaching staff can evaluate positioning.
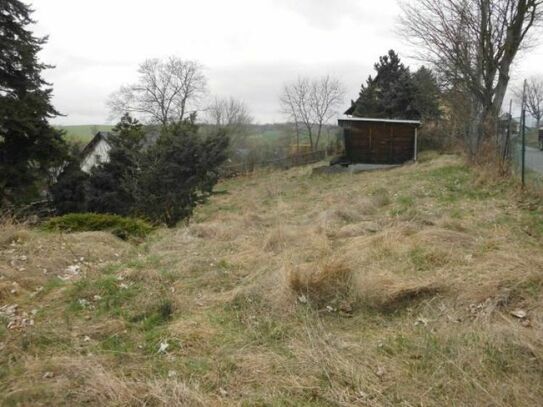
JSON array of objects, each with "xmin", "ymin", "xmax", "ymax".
[
  {"xmin": 521, "ymin": 79, "xmax": 527, "ymax": 188},
  {"xmin": 503, "ymin": 99, "xmax": 512, "ymax": 163}
]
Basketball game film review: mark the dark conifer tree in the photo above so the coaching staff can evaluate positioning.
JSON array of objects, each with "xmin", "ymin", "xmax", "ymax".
[
  {"xmin": 134, "ymin": 118, "xmax": 229, "ymax": 227},
  {"xmin": 0, "ymin": 0, "xmax": 67, "ymax": 206},
  {"xmin": 86, "ymin": 114, "xmax": 145, "ymax": 215},
  {"xmin": 350, "ymin": 50, "xmax": 429, "ymax": 120},
  {"xmin": 411, "ymin": 66, "xmax": 442, "ymax": 121},
  {"xmin": 50, "ymin": 161, "xmax": 89, "ymax": 215}
]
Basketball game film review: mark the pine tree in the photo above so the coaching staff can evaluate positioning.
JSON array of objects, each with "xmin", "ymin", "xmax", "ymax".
[
  {"xmin": 0, "ymin": 0, "xmax": 67, "ymax": 206},
  {"xmin": 411, "ymin": 66, "xmax": 442, "ymax": 121},
  {"xmin": 351, "ymin": 50, "xmax": 420, "ymax": 119}
]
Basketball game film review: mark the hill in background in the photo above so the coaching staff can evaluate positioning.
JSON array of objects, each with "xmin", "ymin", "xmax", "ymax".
[{"xmin": 56, "ymin": 125, "xmax": 114, "ymax": 145}]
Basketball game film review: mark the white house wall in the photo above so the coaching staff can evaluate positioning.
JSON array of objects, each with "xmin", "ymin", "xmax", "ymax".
[{"xmin": 81, "ymin": 139, "xmax": 111, "ymax": 173}]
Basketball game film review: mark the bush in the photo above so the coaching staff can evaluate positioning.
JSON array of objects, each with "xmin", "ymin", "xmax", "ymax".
[
  {"xmin": 86, "ymin": 114, "xmax": 144, "ymax": 216},
  {"xmin": 50, "ymin": 162, "xmax": 89, "ymax": 215},
  {"xmin": 51, "ymin": 115, "xmax": 229, "ymax": 228},
  {"xmin": 42, "ymin": 213, "xmax": 154, "ymax": 240},
  {"xmin": 133, "ymin": 121, "xmax": 229, "ymax": 227}
]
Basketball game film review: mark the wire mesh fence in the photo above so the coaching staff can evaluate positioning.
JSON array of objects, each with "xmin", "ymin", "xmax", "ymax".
[
  {"xmin": 220, "ymin": 150, "xmax": 328, "ymax": 178},
  {"xmin": 511, "ymin": 137, "xmax": 543, "ymax": 191},
  {"xmin": 505, "ymin": 83, "xmax": 543, "ymax": 193}
]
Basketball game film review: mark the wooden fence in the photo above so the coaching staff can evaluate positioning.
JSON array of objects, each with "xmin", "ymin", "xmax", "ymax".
[{"xmin": 221, "ymin": 150, "xmax": 327, "ymax": 178}]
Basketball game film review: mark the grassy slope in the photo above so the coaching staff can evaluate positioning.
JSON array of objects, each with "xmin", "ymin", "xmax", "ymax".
[
  {"xmin": 57, "ymin": 125, "xmax": 114, "ymax": 144},
  {"xmin": 2, "ymin": 153, "xmax": 543, "ymax": 405}
]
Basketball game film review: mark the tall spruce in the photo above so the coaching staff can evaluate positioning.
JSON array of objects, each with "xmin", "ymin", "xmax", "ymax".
[
  {"xmin": 0, "ymin": 0, "xmax": 67, "ymax": 206},
  {"xmin": 411, "ymin": 66, "xmax": 441, "ymax": 121},
  {"xmin": 349, "ymin": 50, "xmax": 440, "ymax": 121}
]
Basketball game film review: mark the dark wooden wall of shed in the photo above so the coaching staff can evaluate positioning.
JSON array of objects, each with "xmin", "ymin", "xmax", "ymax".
[{"xmin": 343, "ymin": 122, "xmax": 415, "ymax": 164}]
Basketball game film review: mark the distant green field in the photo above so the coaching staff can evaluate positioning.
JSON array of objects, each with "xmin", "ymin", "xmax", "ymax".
[{"xmin": 56, "ymin": 125, "xmax": 113, "ymax": 145}]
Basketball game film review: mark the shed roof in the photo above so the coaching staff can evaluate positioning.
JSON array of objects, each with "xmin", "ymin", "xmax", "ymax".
[{"xmin": 338, "ymin": 115, "xmax": 421, "ymax": 126}]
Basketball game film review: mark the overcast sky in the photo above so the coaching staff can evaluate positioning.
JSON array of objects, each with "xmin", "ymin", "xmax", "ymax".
[{"xmin": 29, "ymin": 0, "xmax": 543, "ymax": 125}]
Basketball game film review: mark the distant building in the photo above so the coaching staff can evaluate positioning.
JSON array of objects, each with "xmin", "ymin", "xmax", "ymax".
[
  {"xmin": 80, "ymin": 130, "xmax": 160, "ymax": 173},
  {"xmin": 80, "ymin": 131, "xmax": 112, "ymax": 173}
]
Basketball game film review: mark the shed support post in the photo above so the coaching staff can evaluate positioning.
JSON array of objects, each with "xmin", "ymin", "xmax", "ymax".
[{"xmin": 414, "ymin": 127, "xmax": 418, "ymax": 161}]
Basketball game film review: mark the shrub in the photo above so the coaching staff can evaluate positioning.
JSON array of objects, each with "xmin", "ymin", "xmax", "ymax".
[
  {"xmin": 133, "ymin": 121, "xmax": 229, "ymax": 227},
  {"xmin": 86, "ymin": 114, "xmax": 145, "ymax": 216},
  {"xmin": 50, "ymin": 161, "xmax": 89, "ymax": 215},
  {"xmin": 42, "ymin": 213, "xmax": 154, "ymax": 240},
  {"xmin": 51, "ymin": 115, "xmax": 229, "ymax": 228}
]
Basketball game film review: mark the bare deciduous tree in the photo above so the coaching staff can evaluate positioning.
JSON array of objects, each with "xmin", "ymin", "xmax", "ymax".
[
  {"xmin": 108, "ymin": 57, "xmax": 207, "ymax": 126},
  {"xmin": 515, "ymin": 76, "xmax": 543, "ymax": 129},
  {"xmin": 400, "ymin": 0, "xmax": 542, "ymax": 159},
  {"xmin": 206, "ymin": 97, "xmax": 253, "ymax": 145},
  {"xmin": 279, "ymin": 79, "xmax": 307, "ymax": 151},
  {"xmin": 280, "ymin": 75, "xmax": 345, "ymax": 151}
]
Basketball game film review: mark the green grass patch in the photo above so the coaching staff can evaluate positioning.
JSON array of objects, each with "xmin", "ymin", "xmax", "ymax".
[
  {"xmin": 426, "ymin": 165, "xmax": 496, "ymax": 202},
  {"xmin": 42, "ymin": 213, "xmax": 154, "ymax": 240},
  {"xmin": 129, "ymin": 299, "xmax": 174, "ymax": 331},
  {"xmin": 67, "ymin": 275, "xmax": 141, "ymax": 317},
  {"xmin": 57, "ymin": 124, "xmax": 113, "ymax": 145}
]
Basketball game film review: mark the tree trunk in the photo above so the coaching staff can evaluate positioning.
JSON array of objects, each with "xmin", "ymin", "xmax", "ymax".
[
  {"xmin": 306, "ymin": 125, "xmax": 314, "ymax": 151},
  {"xmin": 466, "ymin": 99, "xmax": 485, "ymax": 160},
  {"xmin": 315, "ymin": 123, "xmax": 323, "ymax": 151},
  {"xmin": 293, "ymin": 120, "xmax": 300, "ymax": 153}
]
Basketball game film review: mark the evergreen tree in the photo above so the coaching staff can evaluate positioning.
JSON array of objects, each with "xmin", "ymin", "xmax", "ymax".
[
  {"xmin": 134, "ymin": 119, "xmax": 229, "ymax": 227},
  {"xmin": 52, "ymin": 113, "xmax": 229, "ymax": 225},
  {"xmin": 50, "ymin": 161, "xmax": 89, "ymax": 215},
  {"xmin": 411, "ymin": 66, "xmax": 442, "ymax": 121},
  {"xmin": 0, "ymin": 0, "xmax": 67, "ymax": 206},
  {"xmin": 351, "ymin": 50, "xmax": 422, "ymax": 120},
  {"xmin": 86, "ymin": 114, "xmax": 145, "ymax": 215}
]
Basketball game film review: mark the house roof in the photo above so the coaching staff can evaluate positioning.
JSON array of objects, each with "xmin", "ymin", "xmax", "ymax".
[
  {"xmin": 338, "ymin": 115, "xmax": 421, "ymax": 125},
  {"xmin": 80, "ymin": 129, "xmax": 162, "ymax": 160},
  {"xmin": 81, "ymin": 131, "xmax": 112, "ymax": 158}
]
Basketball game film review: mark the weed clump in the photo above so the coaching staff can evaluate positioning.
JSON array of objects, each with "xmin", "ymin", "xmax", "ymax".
[
  {"xmin": 42, "ymin": 213, "xmax": 154, "ymax": 240},
  {"xmin": 287, "ymin": 260, "xmax": 352, "ymax": 307}
]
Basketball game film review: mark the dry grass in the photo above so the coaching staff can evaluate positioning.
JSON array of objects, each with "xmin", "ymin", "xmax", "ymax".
[
  {"xmin": 2, "ymin": 154, "xmax": 543, "ymax": 406},
  {"xmin": 287, "ymin": 259, "xmax": 352, "ymax": 306}
]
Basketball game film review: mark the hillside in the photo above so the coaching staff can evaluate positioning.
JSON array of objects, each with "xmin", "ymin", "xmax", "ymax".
[
  {"xmin": 56, "ymin": 125, "xmax": 114, "ymax": 144},
  {"xmin": 1, "ymin": 154, "xmax": 543, "ymax": 405}
]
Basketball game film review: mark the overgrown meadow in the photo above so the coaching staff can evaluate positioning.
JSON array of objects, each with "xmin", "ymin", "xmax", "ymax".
[{"xmin": 1, "ymin": 153, "xmax": 543, "ymax": 406}]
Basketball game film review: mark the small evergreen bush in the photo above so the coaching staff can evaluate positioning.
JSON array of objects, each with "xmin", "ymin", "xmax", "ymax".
[
  {"xmin": 42, "ymin": 213, "xmax": 154, "ymax": 240},
  {"xmin": 50, "ymin": 161, "xmax": 89, "ymax": 215},
  {"xmin": 51, "ymin": 114, "xmax": 229, "ymax": 228}
]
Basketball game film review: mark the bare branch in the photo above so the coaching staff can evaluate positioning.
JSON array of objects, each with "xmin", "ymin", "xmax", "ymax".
[
  {"xmin": 206, "ymin": 96, "xmax": 253, "ymax": 145},
  {"xmin": 108, "ymin": 57, "xmax": 207, "ymax": 126},
  {"xmin": 280, "ymin": 75, "xmax": 345, "ymax": 150},
  {"xmin": 399, "ymin": 0, "xmax": 543, "ymax": 157}
]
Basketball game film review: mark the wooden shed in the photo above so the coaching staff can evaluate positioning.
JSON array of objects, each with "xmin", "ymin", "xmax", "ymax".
[{"xmin": 337, "ymin": 116, "xmax": 420, "ymax": 164}]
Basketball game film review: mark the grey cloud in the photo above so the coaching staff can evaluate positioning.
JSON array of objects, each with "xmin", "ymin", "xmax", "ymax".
[
  {"xmin": 274, "ymin": 0, "xmax": 398, "ymax": 29},
  {"xmin": 50, "ymin": 60, "xmax": 375, "ymax": 125},
  {"xmin": 208, "ymin": 61, "xmax": 374, "ymax": 123}
]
